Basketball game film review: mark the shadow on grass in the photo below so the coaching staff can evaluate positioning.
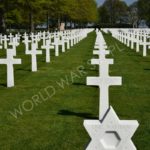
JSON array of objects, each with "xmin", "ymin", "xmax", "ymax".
[
  {"xmin": 144, "ymin": 68, "xmax": 150, "ymax": 71},
  {"xmin": 58, "ymin": 109, "xmax": 98, "ymax": 119},
  {"xmin": 72, "ymin": 82, "xmax": 98, "ymax": 89},
  {"xmin": 0, "ymin": 83, "xmax": 7, "ymax": 87},
  {"xmin": 127, "ymin": 54, "xmax": 142, "ymax": 57},
  {"xmin": 81, "ymin": 68, "xmax": 98, "ymax": 72},
  {"xmin": 16, "ymin": 68, "xmax": 31, "ymax": 72},
  {"xmin": 143, "ymin": 60, "xmax": 150, "ymax": 63},
  {"xmin": 73, "ymin": 82, "xmax": 86, "ymax": 86}
]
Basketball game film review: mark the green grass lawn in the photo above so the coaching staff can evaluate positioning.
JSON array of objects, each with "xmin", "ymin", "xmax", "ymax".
[
  {"xmin": 103, "ymin": 32, "xmax": 150, "ymax": 150},
  {"xmin": 0, "ymin": 31, "xmax": 149, "ymax": 150},
  {"xmin": 0, "ymin": 32, "xmax": 99, "ymax": 150}
]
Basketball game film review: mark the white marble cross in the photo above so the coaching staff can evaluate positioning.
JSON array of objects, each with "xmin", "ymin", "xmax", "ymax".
[
  {"xmin": 41, "ymin": 31, "xmax": 46, "ymax": 47},
  {"xmin": 30, "ymin": 33, "xmax": 39, "ymax": 48},
  {"xmin": 88, "ymin": 41, "xmax": 122, "ymax": 120},
  {"xmin": 74, "ymin": 33, "xmax": 77, "ymax": 45},
  {"xmin": 8, "ymin": 33, "xmax": 13, "ymax": 43},
  {"xmin": 60, "ymin": 36, "xmax": 65, "ymax": 52},
  {"xmin": 135, "ymin": 31, "xmax": 141, "ymax": 52},
  {"xmin": 26, "ymin": 43, "xmax": 42, "ymax": 72},
  {"xmin": 70, "ymin": 33, "xmax": 74, "ymax": 47},
  {"xmin": 87, "ymin": 65, "xmax": 122, "ymax": 120},
  {"xmin": 41, "ymin": 40, "xmax": 54, "ymax": 63},
  {"xmin": 131, "ymin": 31, "xmax": 138, "ymax": 50},
  {"xmin": 53, "ymin": 37, "xmax": 59, "ymax": 56},
  {"xmin": 8, "ymin": 37, "xmax": 18, "ymax": 56},
  {"xmin": 15, "ymin": 34, "xmax": 20, "ymax": 45},
  {"xmin": 22, "ymin": 36, "xmax": 31, "ymax": 54},
  {"xmin": 94, "ymin": 40, "xmax": 107, "ymax": 49},
  {"xmin": 84, "ymin": 31, "xmax": 139, "ymax": 150},
  {"xmin": 140, "ymin": 33, "xmax": 150, "ymax": 57},
  {"xmin": 2, "ymin": 35, "xmax": 9, "ymax": 49},
  {"xmin": 0, "ymin": 48, "xmax": 21, "ymax": 87},
  {"xmin": 126, "ymin": 32, "xmax": 130, "ymax": 47},
  {"xmin": 64, "ymin": 36, "xmax": 70, "ymax": 49},
  {"xmin": 93, "ymin": 41, "xmax": 109, "ymax": 59}
]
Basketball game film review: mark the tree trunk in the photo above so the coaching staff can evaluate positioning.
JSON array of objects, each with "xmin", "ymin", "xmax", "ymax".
[
  {"xmin": 70, "ymin": 20, "xmax": 72, "ymax": 29},
  {"xmin": 58, "ymin": 17, "xmax": 60, "ymax": 31},
  {"xmin": 0, "ymin": 11, "xmax": 6, "ymax": 33},
  {"xmin": 29, "ymin": 11, "xmax": 34, "ymax": 32},
  {"xmin": 47, "ymin": 12, "xmax": 49, "ymax": 31}
]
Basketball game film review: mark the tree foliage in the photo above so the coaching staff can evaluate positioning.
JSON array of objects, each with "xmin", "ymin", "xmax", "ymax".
[
  {"xmin": 138, "ymin": 0, "xmax": 150, "ymax": 25},
  {"xmin": 98, "ymin": 0, "xmax": 128, "ymax": 24},
  {"xmin": 128, "ymin": 2, "xmax": 138, "ymax": 27},
  {"xmin": 0, "ymin": 0, "xmax": 98, "ymax": 33}
]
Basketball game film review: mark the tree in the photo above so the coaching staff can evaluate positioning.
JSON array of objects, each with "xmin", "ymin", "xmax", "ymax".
[
  {"xmin": 138, "ymin": 0, "xmax": 150, "ymax": 25},
  {"xmin": 0, "ymin": 0, "xmax": 23, "ymax": 33},
  {"xmin": 128, "ymin": 2, "xmax": 139, "ymax": 28},
  {"xmin": 0, "ymin": 0, "xmax": 98, "ymax": 32},
  {"xmin": 0, "ymin": 0, "xmax": 9, "ymax": 33},
  {"xmin": 17, "ymin": 0, "xmax": 45, "ymax": 32},
  {"xmin": 47, "ymin": 0, "xmax": 98, "ymax": 29},
  {"xmin": 100, "ymin": 0, "xmax": 128, "ymax": 24},
  {"xmin": 98, "ymin": 6, "xmax": 110, "ymax": 24}
]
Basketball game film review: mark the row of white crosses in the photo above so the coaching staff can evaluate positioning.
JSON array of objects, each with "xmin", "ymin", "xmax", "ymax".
[
  {"xmin": 0, "ymin": 29, "xmax": 93, "ymax": 87},
  {"xmin": 22, "ymin": 29, "xmax": 91, "ymax": 71},
  {"xmin": 84, "ymin": 30, "xmax": 139, "ymax": 150},
  {"xmin": 102, "ymin": 28, "xmax": 150, "ymax": 57}
]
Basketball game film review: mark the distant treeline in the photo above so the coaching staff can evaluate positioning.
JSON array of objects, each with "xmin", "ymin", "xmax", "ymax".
[{"xmin": 98, "ymin": 0, "xmax": 150, "ymax": 28}]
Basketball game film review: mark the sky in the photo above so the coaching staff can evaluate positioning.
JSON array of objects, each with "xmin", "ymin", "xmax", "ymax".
[{"xmin": 96, "ymin": 0, "xmax": 137, "ymax": 6}]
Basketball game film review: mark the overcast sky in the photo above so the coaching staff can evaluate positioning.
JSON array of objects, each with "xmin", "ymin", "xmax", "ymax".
[{"xmin": 96, "ymin": 0, "xmax": 137, "ymax": 6}]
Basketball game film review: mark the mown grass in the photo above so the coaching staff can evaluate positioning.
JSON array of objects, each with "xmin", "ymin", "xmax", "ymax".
[
  {"xmin": 0, "ymin": 31, "xmax": 149, "ymax": 150},
  {"xmin": 103, "ymin": 32, "xmax": 150, "ymax": 150},
  {"xmin": 0, "ymin": 32, "xmax": 99, "ymax": 150}
]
